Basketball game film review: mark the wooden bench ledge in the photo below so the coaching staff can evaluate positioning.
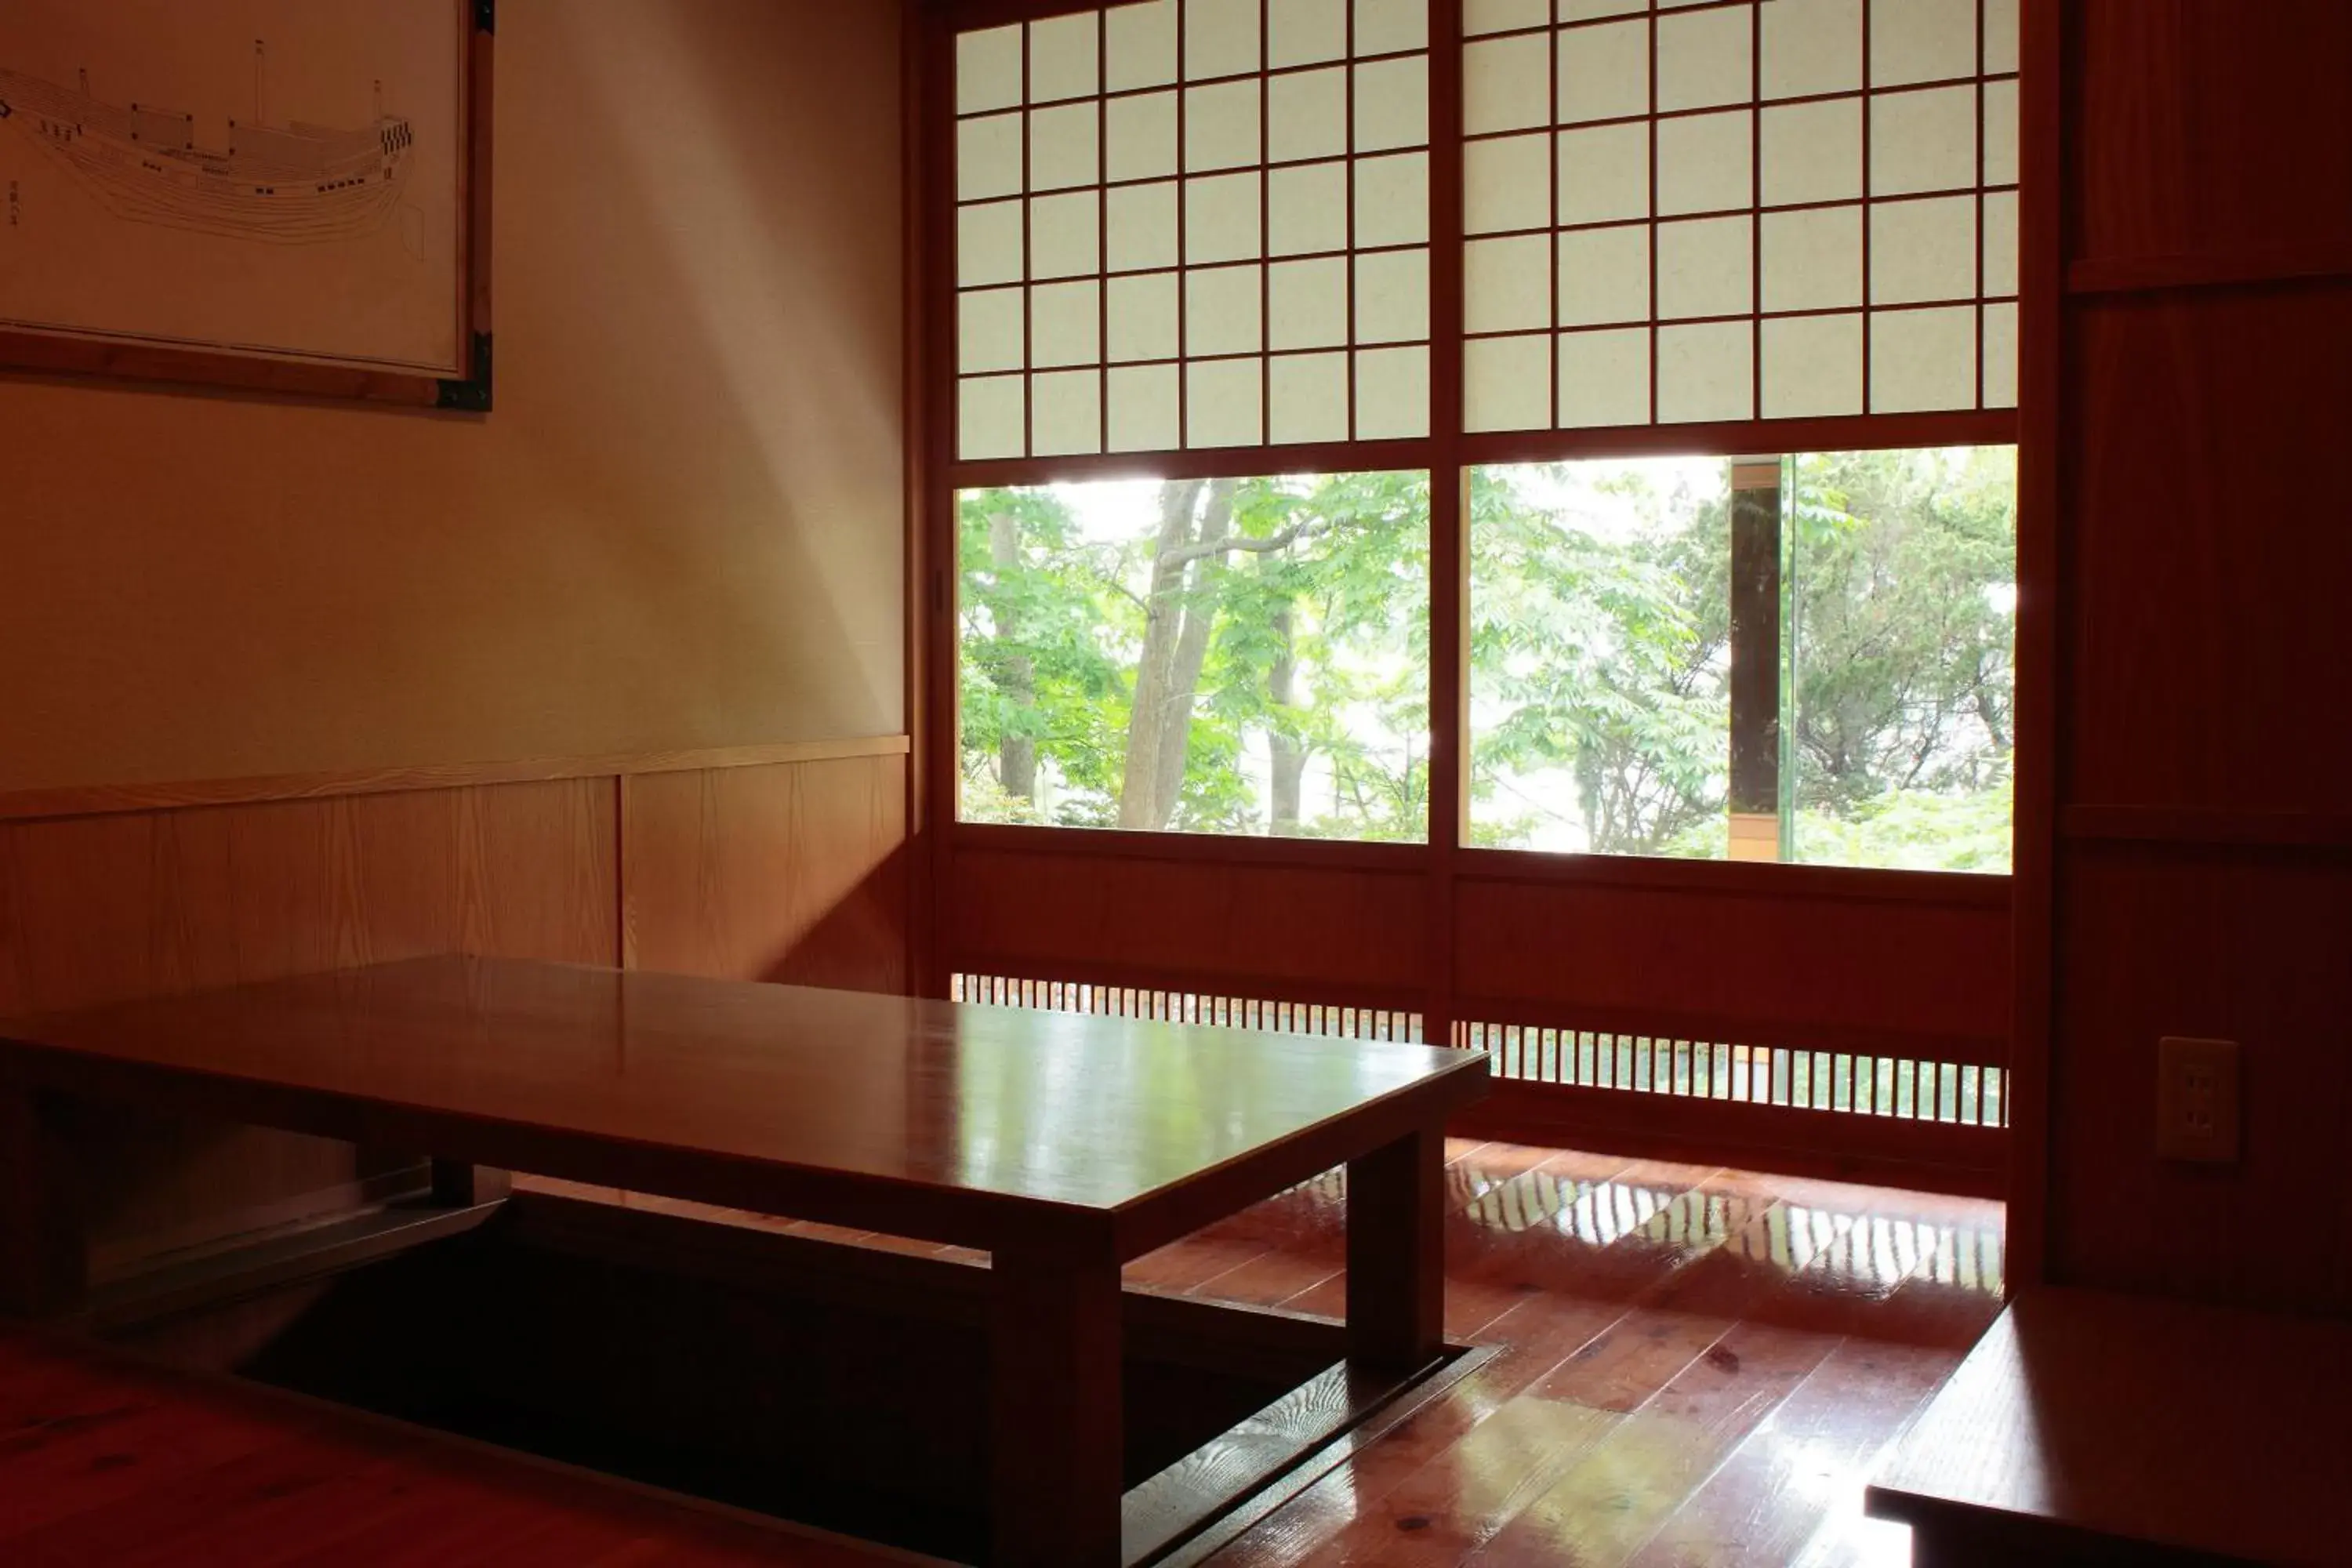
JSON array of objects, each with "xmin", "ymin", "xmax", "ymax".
[{"xmin": 1867, "ymin": 1287, "xmax": 2352, "ymax": 1566}]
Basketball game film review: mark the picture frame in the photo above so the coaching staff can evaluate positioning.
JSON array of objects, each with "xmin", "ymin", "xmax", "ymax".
[{"xmin": 0, "ymin": 0, "xmax": 494, "ymax": 411}]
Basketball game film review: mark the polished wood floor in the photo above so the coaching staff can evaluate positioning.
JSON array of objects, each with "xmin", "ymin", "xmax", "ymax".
[
  {"xmin": 535, "ymin": 1140, "xmax": 2005, "ymax": 1568},
  {"xmin": 2, "ymin": 1142, "xmax": 2001, "ymax": 1565}
]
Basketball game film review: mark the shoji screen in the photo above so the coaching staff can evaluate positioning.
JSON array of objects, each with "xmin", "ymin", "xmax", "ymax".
[
  {"xmin": 955, "ymin": 0, "xmax": 1436, "ymax": 457},
  {"xmin": 1461, "ymin": 0, "xmax": 2018, "ymax": 431}
]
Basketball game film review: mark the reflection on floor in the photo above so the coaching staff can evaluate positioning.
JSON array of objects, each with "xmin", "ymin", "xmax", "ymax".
[{"xmin": 531, "ymin": 1140, "xmax": 2005, "ymax": 1567}]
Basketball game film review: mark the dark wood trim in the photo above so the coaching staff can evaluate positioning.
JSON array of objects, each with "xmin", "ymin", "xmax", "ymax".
[
  {"xmin": 920, "ymin": 0, "xmax": 963, "ymax": 1003},
  {"xmin": 945, "ymin": 410, "xmax": 2021, "ymax": 492},
  {"xmin": 2067, "ymin": 244, "xmax": 2352, "ymax": 298},
  {"xmin": 2002, "ymin": 0, "xmax": 2065, "ymax": 1294},
  {"xmin": 1457, "ymin": 408, "xmax": 2020, "ymax": 466},
  {"xmin": 0, "ymin": 2, "xmax": 493, "ymax": 410},
  {"xmin": 1425, "ymin": 0, "xmax": 1469, "ymax": 1057},
  {"xmin": 954, "ymin": 819, "xmax": 1425, "ymax": 873},
  {"xmin": 952, "ymin": 822, "xmax": 2012, "ymax": 906},
  {"xmin": 949, "ymin": 436, "xmax": 1440, "ymax": 489},
  {"xmin": 1460, "ymin": 1080, "xmax": 2007, "ymax": 1199},
  {"xmin": 2060, "ymin": 806, "xmax": 2352, "ymax": 852},
  {"xmin": 1455, "ymin": 844, "xmax": 2013, "ymax": 907},
  {"xmin": 904, "ymin": 0, "xmax": 942, "ymax": 1004},
  {"xmin": 0, "ymin": 735, "xmax": 913, "ymax": 825}
]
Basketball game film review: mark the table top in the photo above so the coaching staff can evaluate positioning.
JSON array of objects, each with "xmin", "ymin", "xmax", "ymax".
[
  {"xmin": 1867, "ymin": 1287, "xmax": 2352, "ymax": 1566},
  {"xmin": 0, "ymin": 956, "xmax": 1486, "ymax": 1254}
]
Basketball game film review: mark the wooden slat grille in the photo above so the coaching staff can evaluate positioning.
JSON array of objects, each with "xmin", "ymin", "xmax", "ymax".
[
  {"xmin": 950, "ymin": 973, "xmax": 1422, "ymax": 1040},
  {"xmin": 953, "ymin": 974, "xmax": 2005, "ymax": 1130},
  {"xmin": 1457, "ymin": 1024, "xmax": 2008, "ymax": 1129}
]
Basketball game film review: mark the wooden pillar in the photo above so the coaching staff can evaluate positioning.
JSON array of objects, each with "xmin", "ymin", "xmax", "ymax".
[
  {"xmin": 1346, "ymin": 1125, "xmax": 1446, "ymax": 1369},
  {"xmin": 1727, "ymin": 456, "xmax": 1785, "ymax": 863},
  {"xmin": 991, "ymin": 1235, "xmax": 1124, "ymax": 1567},
  {"xmin": 0, "ymin": 1086, "xmax": 84, "ymax": 1319}
]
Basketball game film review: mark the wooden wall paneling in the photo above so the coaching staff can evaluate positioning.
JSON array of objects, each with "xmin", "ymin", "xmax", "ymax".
[
  {"xmin": 2036, "ymin": 0, "xmax": 2352, "ymax": 1316},
  {"xmin": 622, "ymin": 756, "xmax": 909, "ymax": 993},
  {"xmin": 944, "ymin": 846, "xmax": 1428, "ymax": 1007},
  {"xmin": 2069, "ymin": 0, "xmax": 2352, "ymax": 265},
  {"xmin": 2063, "ymin": 288, "xmax": 2352, "ymax": 811},
  {"xmin": 1452, "ymin": 877, "xmax": 2011, "ymax": 1058},
  {"xmin": 0, "ymin": 778, "xmax": 619, "ymax": 1285},
  {"xmin": 2049, "ymin": 845, "xmax": 2352, "ymax": 1312}
]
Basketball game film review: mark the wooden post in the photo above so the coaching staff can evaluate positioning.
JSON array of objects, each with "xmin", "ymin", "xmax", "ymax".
[
  {"xmin": 1346, "ymin": 1125, "xmax": 1445, "ymax": 1369},
  {"xmin": 0, "ymin": 1086, "xmax": 85, "ymax": 1319},
  {"xmin": 1728, "ymin": 456, "xmax": 1785, "ymax": 863},
  {"xmin": 991, "ymin": 1235, "xmax": 1124, "ymax": 1567}
]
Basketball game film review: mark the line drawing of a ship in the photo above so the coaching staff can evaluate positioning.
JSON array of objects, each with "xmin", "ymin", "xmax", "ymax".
[{"xmin": 0, "ymin": 60, "xmax": 413, "ymax": 245}]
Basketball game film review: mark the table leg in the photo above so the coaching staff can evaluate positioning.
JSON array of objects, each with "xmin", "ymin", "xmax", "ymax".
[
  {"xmin": 992, "ymin": 1239, "xmax": 1124, "ymax": 1568},
  {"xmin": 0, "ymin": 1086, "xmax": 83, "ymax": 1319},
  {"xmin": 1347, "ymin": 1124, "xmax": 1445, "ymax": 1369}
]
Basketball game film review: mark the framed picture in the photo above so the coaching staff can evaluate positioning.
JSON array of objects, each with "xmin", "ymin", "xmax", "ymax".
[{"xmin": 0, "ymin": 0, "xmax": 492, "ymax": 409}]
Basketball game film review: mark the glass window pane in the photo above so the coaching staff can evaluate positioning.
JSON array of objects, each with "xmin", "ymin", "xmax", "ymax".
[
  {"xmin": 1784, "ymin": 447, "xmax": 2017, "ymax": 872},
  {"xmin": 1468, "ymin": 448, "xmax": 2016, "ymax": 873},
  {"xmin": 958, "ymin": 473, "xmax": 1431, "ymax": 841},
  {"xmin": 1468, "ymin": 458, "xmax": 1733, "ymax": 855}
]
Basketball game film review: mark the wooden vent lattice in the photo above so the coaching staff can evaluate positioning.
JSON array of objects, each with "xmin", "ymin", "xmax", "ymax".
[{"xmin": 952, "ymin": 975, "xmax": 2005, "ymax": 1129}]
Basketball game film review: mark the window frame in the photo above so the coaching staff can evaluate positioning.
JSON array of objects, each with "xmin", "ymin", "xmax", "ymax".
[{"xmin": 913, "ymin": 0, "xmax": 2031, "ymax": 1037}]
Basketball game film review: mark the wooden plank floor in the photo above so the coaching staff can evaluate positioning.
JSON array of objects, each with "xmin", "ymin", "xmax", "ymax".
[
  {"xmin": 2, "ymin": 1142, "xmax": 2002, "ymax": 1565},
  {"xmin": 527, "ymin": 1141, "xmax": 2005, "ymax": 1568}
]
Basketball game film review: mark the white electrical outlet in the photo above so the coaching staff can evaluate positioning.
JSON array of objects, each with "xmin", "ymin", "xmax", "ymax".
[{"xmin": 2157, "ymin": 1036, "xmax": 2240, "ymax": 1163}]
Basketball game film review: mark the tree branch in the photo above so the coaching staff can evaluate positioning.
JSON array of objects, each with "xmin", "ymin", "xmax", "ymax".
[{"xmin": 1154, "ymin": 517, "xmax": 1325, "ymax": 571}]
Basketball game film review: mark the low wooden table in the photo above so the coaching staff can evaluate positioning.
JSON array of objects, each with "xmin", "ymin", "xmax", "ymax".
[
  {"xmin": 0, "ymin": 956, "xmax": 1489, "ymax": 1567},
  {"xmin": 1867, "ymin": 1288, "xmax": 2352, "ymax": 1566}
]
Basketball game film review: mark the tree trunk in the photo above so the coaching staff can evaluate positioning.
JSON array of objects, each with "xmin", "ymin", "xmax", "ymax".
[
  {"xmin": 1120, "ymin": 479, "xmax": 1237, "ymax": 829},
  {"xmin": 989, "ymin": 512, "xmax": 1037, "ymax": 804},
  {"xmin": 1268, "ymin": 604, "xmax": 1306, "ymax": 835}
]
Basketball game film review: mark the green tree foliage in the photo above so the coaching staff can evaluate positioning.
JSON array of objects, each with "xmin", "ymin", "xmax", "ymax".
[{"xmin": 958, "ymin": 448, "xmax": 2016, "ymax": 873}]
